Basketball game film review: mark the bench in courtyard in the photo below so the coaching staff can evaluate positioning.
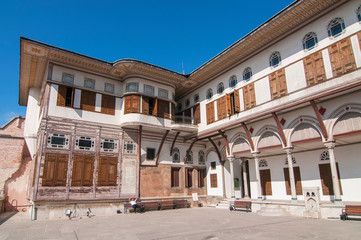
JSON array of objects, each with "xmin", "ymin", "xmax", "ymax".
[
  {"xmin": 230, "ymin": 201, "xmax": 251, "ymax": 212},
  {"xmin": 341, "ymin": 205, "xmax": 361, "ymax": 220}
]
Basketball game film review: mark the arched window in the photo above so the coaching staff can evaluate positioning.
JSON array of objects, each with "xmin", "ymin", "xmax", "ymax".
[
  {"xmin": 217, "ymin": 83, "xmax": 224, "ymax": 94},
  {"xmin": 269, "ymin": 51, "xmax": 281, "ymax": 67},
  {"xmin": 198, "ymin": 151, "xmax": 205, "ymax": 165},
  {"xmin": 327, "ymin": 18, "xmax": 345, "ymax": 37},
  {"xmin": 285, "ymin": 157, "xmax": 297, "ymax": 165},
  {"xmin": 259, "ymin": 159, "xmax": 268, "ymax": 167},
  {"xmin": 243, "ymin": 67, "xmax": 252, "ymax": 81},
  {"xmin": 172, "ymin": 148, "xmax": 180, "ymax": 163},
  {"xmin": 320, "ymin": 151, "xmax": 330, "ymax": 161},
  {"xmin": 194, "ymin": 94, "xmax": 199, "ymax": 103},
  {"xmin": 206, "ymin": 88, "xmax": 213, "ymax": 100},
  {"xmin": 186, "ymin": 151, "xmax": 193, "ymax": 164},
  {"xmin": 303, "ymin": 32, "xmax": 318, "ymax": 50},
  {"xmin": 229, "ymin": 75, "xmax": 237, "ymax": 88},
  {"xmin": 185, "ymin": 99, "xmax": 190, "ymax": 107},
  {"xmin": 357, "ymin": 5, "xmax": 361, "ymax": 21}
]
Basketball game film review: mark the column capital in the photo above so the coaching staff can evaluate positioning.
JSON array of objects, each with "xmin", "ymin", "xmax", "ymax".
[
  {"xmin": 228, "ymin": 156, "xmax": 235, "ymax": 163},
  {"xmin": 283, "ymin": 147, "xmax": 294, "ymax": 155},
  {"xmin": 324, "ymin": 141, "xmax": 336, "ymax": 149},
  {"xmin": 252, "ymin": 152, "xmax": 260, "ymax": 158}
]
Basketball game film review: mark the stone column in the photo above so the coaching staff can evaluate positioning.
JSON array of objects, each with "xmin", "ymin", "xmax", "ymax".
[
  {"xmin": 253, "ymin": 152, "xmax": 262, "ymax": 200},
  {"xmin": 325, "ymin": 141, "xmax": 342, "ymax": 203},
  {"xmin": 241, "ymin": 158, "xmax": 249, "ymax": 199},
  {"xmin": 229, "ymin": 156, "xmax": 235, "ymax": 198},
  {"xmin": 285, "ymin": 148, "xmax": 297, "ymax": 201}
]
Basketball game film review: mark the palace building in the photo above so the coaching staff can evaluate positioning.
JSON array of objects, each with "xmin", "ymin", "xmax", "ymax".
[{"xmin": 19, "ymin": 0, "xmax": 361, "ymax": 219}]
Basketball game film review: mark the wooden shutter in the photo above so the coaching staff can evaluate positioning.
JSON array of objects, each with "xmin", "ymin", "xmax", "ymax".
[
  {"xmin": 319, "ymin": 163, "xmax": 343, "ymax": 196},
  {"xmin": 157, "ymin": 99, "xmax": 170, "ymax": 119},
  {"xmin": 304, "ymin": 51, "xmax": 327, "ymax": 87},
  {"xmin": 217, "ymin": 96, "xmax": 226, "ymax": 120},
  {"xmin": 72, "ymin": 155, "xmax": 94, "ymax": 187},
  {"xmin": 81, "ymin": 90, "xmax": 96, "ymax": 112},
  {"xmin": 124, "ymin": 95, "xmax": 132, "ymax": 114},
  {"xmin": 206, "ymin": 102, "xmax": 215, "ymax": 124},
  {"xmin": 226, "ymin": 94, "xmax": 231, "ymax": 116},
  {"xmin": 172, "ymin": 103, "xmax": 175, "ymax": 118},
  {"xmin": 243, "ymin": 83, "xmax": 256, "ymax": 110},
  {"xmin": 269, "ymin": 68, "xmax": 287, "ymax": 100},
  {"xmin": 328, "ymin": 38, "xmax": 356, "ymax": 78},
  {"xmin": 42, "ymin": 153, "xmax": 68, "ymax": 187},
  {"xmin": 153, "ymin": 98, "xmax": 158, "ymax": 116},
  {"xmin": 142, "ymin": 96, "xmax": 149, "ymax": 115},
  {"xmin": 198, "ymin": 169, "xmax": 205, "ymax": 188},
  {"xmin": 234, "ymin": 89, "xmax": 240, "ymax": 113},
  {"xmin": 283, "ymin": 167, "xmax": 303, "ymax": 195},
  {"xmin": 193, "ymin": 104, "xmax": 201, "ymax": 124},
  {"xmin": 97, "ymin": 156, "xmax": 117, "ymax": 186},
  {"xmin": 125, "ymin": 95, "xmax": 140, "ymax": 114},
  {"xmin": 210, "ymin": 174, "xmax": 218, "ymax": 188},
  {"xmin": 101, "ymin": 94, "xmax": 115, "ymax": 115},
  {"xmin": 185, "ymin": 168, "xmax": 193, "ymax": 188},
  {"xmin": 171, "ymin": 168, "xmax": 180, "ymax": 187},
  {"xmin": 57, "ymin": 85, "xmax": 67, "ymax": 107},
  {"xmin": 260, "ymin": 169, "xmax": 272, "ymax": 195}
]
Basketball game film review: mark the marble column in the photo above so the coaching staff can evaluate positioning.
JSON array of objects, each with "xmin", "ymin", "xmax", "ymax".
[
  {"xmin": 325, "ymin": 141, "xmax": 342, "ymax": 203},
  {"xmin": 241, "ymin": 158, "xmax": 250, "ymax": 199},
  {"xmin": 285, "ymin": 147, "xmax": 297, "ymax": 201},
  {"xmin": 253, "ymin": 152, "xmax": 262, "ymax": 200},
  {"xmin": 229, "ymin": 156, "xmax": 235, "ymax": 198}
]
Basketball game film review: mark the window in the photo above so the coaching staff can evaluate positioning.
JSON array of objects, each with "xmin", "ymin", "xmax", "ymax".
[
  {"xmin": 185, "ymin": 99, "xmax": 190, "ymax": 107},
  {"xmin": 185, "ymin": 168, "xmax": 193, "ymax": 188},
  {"xmin": 177, "ymin": 103, "xmax": 182, "ymax": 112},
  {"xmin": 229, "ymin": 75, "xmax": 237, "ymax": 88},
  {"xmin": 243, "ymin": 67, "xmax": 252, "ymax": 81},
  {"xmin": 171, "ymin": 167, "xmax": 180, "ymax": 187},
  {"xmin": 97, "ymin": 156, "xmax": 117, "ymax": 186},
  {"xmin": 144, "ymin": 84, "xmax": 155, "ymax": 95},
  {"xmin": 104, "ymin": 83, "xmax": 114, "ymax": 94},
  {"xmin": 357, "ymin": 5, "xmax": 361, "ymax": 21},
  {"xmin": 100, "ymin": 139, "xmax": 118, "ymax": 152},
  {"xmin": 303, "ymin": 32, "xmax": 318, "ymax": 50},
  {"xmin": 146, "ymin": 148, "xmax": 156, "ymax": 160},
  {"xmin": 269, "ymin": 51, "xmax": 281, "ymax": 67},
  {"xmin": 194, "ymin": 94, "xmax": 199, "ymax": 103},
  {"xmin": 42, "ymin": 153, "xmax": 68, "ymax": 186},
  {"xmin": 198, "ymin": 169, "xmax": 206, "ymax": 188},
  {"xmin": 211, "ymin": 162, "xmax": 216, "ymax": 170},
  {"xmin": 158, "ymin": 88, "xmax": 168, "ymax": 99},
  {"xmin": 327, "ymin": 18, "xmax": 345, "ymax": 37},
  {"xmin": 57, "ymin": 85, "xmax": 74, "ymax": 107},
  {"xmin": 285, "ymin": 157, "xmax": 297, "ymax": 165},
  {"xmin": 210, "ymin": 174, "xmax": 217, "ymax": 188},
  {"xmin": 72, "ymin": 154, "xmax": 94, "ymax": 186},
  {"xmin": 172, "ymin": 148, "xmax": 180, "ymax": 163},
  {"xmin": 217, "ymin": 83, "xmax": 224, "ymax": 94},
  {"xmin": 259, "ymin": 159, "xmax": 268, "ymax": 167},
  {"xmin": 198, "ymin": 151, "xmax": 205, "ymax": 165},
  {"xmin": 206, "ymin": 88, "xmax": 213, "ymax": 100},
  {"xmin": 84, "ymin": 78, "xmax": 95, "ymax": 89},
  {"xmin": 186, "ymin": 151, "xmax": 193, "ymax": 164},
  {"xmin": 62, "ymin": 73, "xmax": 74, "ymax": 85},
  {"xmin": 126, "ymin": 82, "xmax": 139, "ymax": 92},
  {"xmin": 124, "ymin": 141, "xmax": 136, "ymax": 154},
  {"xmin": 320, "ymin": 151, "xmax": 330, "ymax": 161},
  {"xmin": 75, "ymin": 136, "xmax": 95, "ymax": 151},
  {"xmin": 47, "ymin": 133, "xmax": 69, "ymax": 149}
]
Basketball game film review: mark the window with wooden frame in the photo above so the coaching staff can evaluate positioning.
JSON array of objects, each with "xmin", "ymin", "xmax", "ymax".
[
  {"xmin": 142, "ymin": 96, "xmax": 157, "ymax": 116},
  {"xmin": 171, "ymin": 167, "xmax": 180, "ymax": 187},
  {"xmin": 146, "ymin": 148, "xmax": 156, "ymax": 160},
  {"xmin": 185, "ymin": 168, "xmax": 193, "ymax": 188},
  {"xmin": 284, "ymin": 166, "xmax": 303, "ymax": 195},
  {"xmin": 42, "ymin": 153, "xmax": 68, "ymax": 187},
  {"xmin": 124, "ymin": 95, "xmax": 140, "ymax": 114},
  {"xmin": 71, "ymin": 154, "xmax": 94, "ymax": 187},
  {"xmin": 319, "ymin": 163, "xmax": 343, "ymax": 196},
  {"xmin": 193, "ymin": 104, "xmax": 201, "ymax": 124},
  {"xmin": 226, "ymin": 89, "xmax": 240, "ymax": 116},
  {"xmin": 100, "ymin": 139, "xmax": 118, "ymax": 153},
  {"xmin": 328, "ymin": 37, "xmax": 356, "ymax": 78},
  {"xmin": 303, "ymin": 50, "xmax": 326, "ymax": 87},
  {"xmin": 157, "ymin": 99, "xmax": 170, "ymax": 119},
  {"xmin": 206, "ymin": 101, "xmax": 215, "ymax": 124},
  {"xmin": 97, "ymin": 156, "xmax": 117, "ymax": 186},
  {"xmin": 210, "ymin": 173, "xmax": 217, "ymax": 188},
  {"xmin": 198, "ymin": 168, "xmax": 206, "ymax": 188},
  {"xmin": 81, "ymin": 90, "xmax": 96, "ymax": 112},
  {"xmin": 217, "ymin": 96, "xmax": 227, "ymax": 120},
  {"xmin": 101, "ymin": 94, "xmax": 116, "ymax": 115},
  {"xmin": 243, "ymin": 83, "xmax": 256, "ymax": 110},
  {"xmin": 260, "ymin": 169, "xmax": 272, "ymax": 195},
  {"xmin": 57, "ymin": 85, "xmax": 74, "ymax": 108},
  {"xmin": 269, "ymin": 68, "xmax": 287, "ymax": 100}
]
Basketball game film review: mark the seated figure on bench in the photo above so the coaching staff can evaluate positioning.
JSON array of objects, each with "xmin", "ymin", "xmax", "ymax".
[{"xmin": 129, "ymin": 197, "xmax": 144, "ymax": 213}]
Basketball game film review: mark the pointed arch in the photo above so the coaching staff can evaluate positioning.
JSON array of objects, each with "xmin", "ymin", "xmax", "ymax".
[
  {"xmin": 205, "ymin": 148, "xmax": 222, "ymax": 163},
  {"xmin": 255, "ymin": 125, "xmax": 284, "ymax": 151},
  {"xmin": 229, "ymin": 132, "xmax": 253, "ymax": 155},
  {"xmin": 286, "ymin": 115, "xmax": 325, "ymax": 146}
]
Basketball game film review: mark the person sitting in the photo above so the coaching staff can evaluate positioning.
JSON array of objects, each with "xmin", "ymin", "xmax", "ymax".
[{"xmin": 129, "ymin": 197, "xmax": 144, "ymax": 213}]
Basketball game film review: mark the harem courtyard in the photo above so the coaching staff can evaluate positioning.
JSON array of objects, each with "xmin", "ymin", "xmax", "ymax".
[{"xmin": 0, "ymin": 208, "xmax": 360, "ymax": 240}]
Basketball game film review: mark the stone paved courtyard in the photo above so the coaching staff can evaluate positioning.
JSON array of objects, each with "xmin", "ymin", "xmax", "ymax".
[{"xmin": 1, "ymin": 208, "xmax": 360, "ymax": 240}]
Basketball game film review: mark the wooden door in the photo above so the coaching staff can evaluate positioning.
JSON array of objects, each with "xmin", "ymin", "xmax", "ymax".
[
  {"xmin": 283, "ymin": 166, "xmax": 303, "ymax": 195},
  {"xmin": 260, "ymin": 169, "xmax": 272, "ymax": 196}
]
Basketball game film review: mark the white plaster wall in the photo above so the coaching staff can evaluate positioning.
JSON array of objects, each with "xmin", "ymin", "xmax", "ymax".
[
  {"xmin": 24, "ymin": 87, "xmax": 41, "ymax": 159},
  {"xmin": 285, "ymin": 61, "xmax": 307, "ymax": 93},
  {"xmin": 255, "ymin": 76, "xmax": 271, "ymax": 105},
  {"xmin": 206, "ymin": 151, "xmax": 223, "ymax": 196}
]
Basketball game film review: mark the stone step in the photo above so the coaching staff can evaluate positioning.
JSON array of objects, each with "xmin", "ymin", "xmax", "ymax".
[{"xmin": 257, "ymin": 206, "xmax": 290, "ymax": 217}]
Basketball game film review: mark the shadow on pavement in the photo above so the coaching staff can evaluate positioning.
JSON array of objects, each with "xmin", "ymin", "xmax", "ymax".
[{"xmin": 0, "ymin": 212, "xmax": 18, "ymax": 225}]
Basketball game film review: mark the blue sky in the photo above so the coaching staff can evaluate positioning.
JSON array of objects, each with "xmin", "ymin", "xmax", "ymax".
[{"xmin": 0, "ymin": 0, "xmax": 293, "ymax": 126}]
